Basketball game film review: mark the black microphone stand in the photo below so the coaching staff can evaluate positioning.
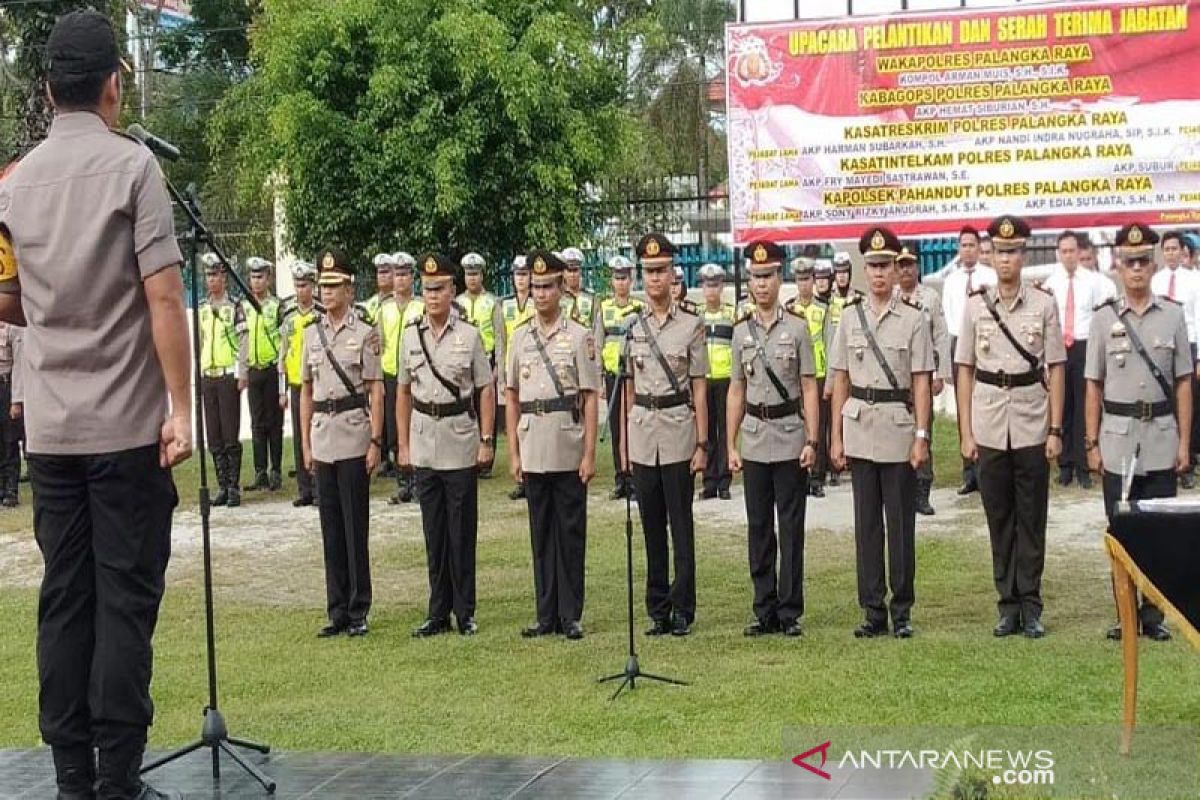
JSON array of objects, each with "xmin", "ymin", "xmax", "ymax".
[
  {"xmin": 597, "ymin": 328, "xmax": 687, "ymax": 700},
  {"xmin": 139, "ymin": 180, "xmax": 276, "ymax": 794}
]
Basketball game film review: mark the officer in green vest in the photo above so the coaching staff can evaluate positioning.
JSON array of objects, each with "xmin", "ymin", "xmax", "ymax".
[
  {"xmin": 825, "ymin": 253, "xmax": 860, "ymax": 487},
  {"xmin": 813, "ymin": 259, "xmax": 836, "ymax": 486},
  {"xmin": 388, "ymin": 251, "xmax": 423, "ymax": 502},
  {"xmin": 561, "ymin": 247, "xmax": 598, "ymax": 332},
  {"xmin": 501, "ymin": 255, "xmax": 534, "ymax": 500},
  {"xmin": 278, "ymin": 260, "xmax": 323, "ymax": 506},
  {"xmin": 373, "ymin": 253, "xmax": 402, "ymax": 478},
  {"xmin": 238, "ymin": 257, "xmax": 285, "ymax": 492},
  {"xmin": 359, "ymin": 252, "xmax": 395, "ymax": 327},
  {"xmin": 199, "ymin": 252, "xmax": 244, "ymax": 507},
  {"xmin": 599, "ymin": 255, "xmax": 643, "ymax": 499},
  {"xmin": 459, "ymin": 252, "xmax": 504, "ymax": 477},
  {"xmin": 699, "ymin": 263, "xmax": 735, "ymax": 499},
  {"xmin": 786, "ymin": 258, "xmax": 831, "ymax": 497}
]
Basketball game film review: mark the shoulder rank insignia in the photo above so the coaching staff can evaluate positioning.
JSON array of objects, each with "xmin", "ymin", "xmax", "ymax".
[
  {"xmin": 899, "ymin": 296, "xmax": 922, "ymax": 310},
  {"xmin": 1093, "ymin": 297, "xmax": 1118, "ymax": 313},
  {"xmin": 786, "ymin": 304, "xmax": 807, "ymax": 321},
  {"xmin": 1030, "ymin": 283, "xmax": 1053, "ymax": 295},
  {"xmin": 843, "ymin": 294, "xmax": 864, "ymax": 306},
  {"xmin": 1161, "ymin": 295, "xmax": 1182, "ymax": 305}
]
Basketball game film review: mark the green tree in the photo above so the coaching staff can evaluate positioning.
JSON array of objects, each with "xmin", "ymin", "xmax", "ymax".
[{"xmin": 210, "ymin": 0, "xmax": 638, "ymax": 270}]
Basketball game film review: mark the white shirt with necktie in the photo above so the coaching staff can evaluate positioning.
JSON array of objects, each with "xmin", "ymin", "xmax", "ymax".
[
  {"xmin": 942, "ymin": 263, "xmax": 997, "ymax": 339},
  {"xmin": 1150, "ymin": 264, "xmax": 1200, "ymax": 345},
  {"xmin": 1042, "ymin": 263, "xmax": 1117, "ymax": 348}
]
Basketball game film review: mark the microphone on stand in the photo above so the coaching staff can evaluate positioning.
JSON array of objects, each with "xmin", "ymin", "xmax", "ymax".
[{"xmin": 126, "ymin": 123, "xmax": 182, "ymax": 162}]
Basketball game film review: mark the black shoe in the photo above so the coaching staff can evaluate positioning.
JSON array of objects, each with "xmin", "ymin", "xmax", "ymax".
[
  {"xmin": 379, "ymin": 463, "xmax": 397, "ymax": 479},
  {"xmin": 743, "ymin": 617, "xmax": 779, "ymax": 637},
  {"xmin": 292, "ymin": 495, "xmax": 314, "ymax": 507},
  {"xmin": 397, "ymin": 486, "xmax": 413, "ymax": 503},
  {"xmin": 781, "ymin": 620, "xmax": 804, "ymax": 637},
  {"xmin": 347, "ymin": 621, "xmax": 369, "ymax": 637},
  {"xmin": 317, "ymin": 622, "xmax": 346, "ymax": 638},
  {"xmin": 1056, "ymin": 468, "xmax": 1074, "ymax": 487},
  {"xmin": 56, "ymin": 791, "xmax": 95, "ymax": 800},
  {"xmin": 1076, "ymin": 471, "xmax": 1093, "ymax": 490},
  {"xmin": 388, "ymin": 491, "xmax": 402, "ymax": 505},
  {"xmin": 956, "ymin": 477, "xmax": 978, "ymax": 495},
  {"xmin": 563, "ymin": 620, "xmax": 584, "ymax": 640},
  {"xmin": 700, "ymin": 488, "xmax": 717, "ymax": 500},
  {"xmin": 829, "ymin": 472, "xmax": 840, "ymax": 487},
  {"xmin": 611, "ymin": 486, "xmax": 629, "ymax": 501},
  {"xmin": 915, "ymin": 497, "xmax": 934, "ymax": 516},
  {"xmin": 1181, "ymin": 471, "xmax": 1196, "ymax": 490},
  {"xmin": 645, "ymin": 618, "xmax": 671, "ymax": 637},
  {"xmin": 993, "ymin": 616, "xmax": 1021, "ymax": 637},
  {"xmin": 893, "ymin": 622, "xmax": 914, "ymax": 639},
  {"xmin": 1142, "ymin": 622, "xmax": 1172, "ymax": 641},
  {"xmin": 718, "ymin": 488, "xmax": 732, "ymax": 500},
  {"xmin": 244, "ymin": 471, "xmax": 268, "ymax": 492},
  {"xmin": 458, "ymin": 617, "xmax": 478, "ymax": 636},
  {"xmin": 412, "ymin": 618, "xmax": 452, "ymax": 638},
  {"xmin": 52, "ymin": 746, "xmax": 95, "ymax": 800},
  {"xmin": 1022, "ymin": 618, "xmax": 1045, "ymax": 639},
  {"xmin": 268, "ymin": 470, "xmax": 282, "ymax": 491},
  {"xmin": 521, "ymin": 622, "xmax": 556, "ymax": 638},
  {"xmin": 509, "ymin": 484, "xmax": 526, "ymax": 500},
  {"xmin": 1106, "ymin": 622, "xmax": 1123, "ymax": 641},
  {"xmin": 211, "ymin": 488, "xmax": 228, "ymax": 507},
  {"xmin": 854, "ymin": 620, "xmax": 888, "ymax": 638},
  {"xmin": 131, "ymin": 783, "xmax": 183, "ymax": 800},
  {"xmin": 226, "ymin": 487, "xmax": 241, "ymax": 508},
  {"xmin": 808, "ymin": 483, "xmax": 825, "ymax": 498},
  {"xmin": 670, "ymin": 614, "xmax": 691, "ymax": 637}
]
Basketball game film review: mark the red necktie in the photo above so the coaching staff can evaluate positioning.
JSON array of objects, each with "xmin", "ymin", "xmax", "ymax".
[
  {"xmin": 1168, "ymin": 269, "xmax": 1177, "ymax": 300},
  {"xmin": 1063, "ymin": 274, "xmax": 1075, "ymax": 349}
]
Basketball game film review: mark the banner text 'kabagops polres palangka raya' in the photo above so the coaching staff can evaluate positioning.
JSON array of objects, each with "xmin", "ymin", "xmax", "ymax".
[{"xmin": 725, "ymin": 1, "xmax": 1200, "ymax": 244}]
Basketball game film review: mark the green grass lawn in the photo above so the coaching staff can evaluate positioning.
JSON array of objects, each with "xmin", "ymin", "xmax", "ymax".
[{"xmin": 0, "ymin": 416, "xmax": 1196, "ymax": 768}]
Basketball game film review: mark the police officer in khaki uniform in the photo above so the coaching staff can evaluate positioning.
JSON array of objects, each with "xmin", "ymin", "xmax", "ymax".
[
  {"xmin": 505, "ymin": 250, "xmax": 600, "ymax": 640},
  {"xmin": 301, "ymin": 248, "xmax": 385, "ymax": 638},
  {"xmin": 199, "ymin": 252, "xmax": 244, "ymax": 507},
  {"xmin": 0, "ymin": 12, "xmax": 192, "ymax": 797},
  {"xmin": 896, "ymin": 243, "xmax": 951, "ymax": 516},
  {"xmin": 278, "ymin": 260, "xmax": 322, "ymax": 506},
  {"xmin": 623, "ymin": 233, "xmax": 709, "ymax": 637},
  {"xmin": 785, "ymin": 258, "xmax": 831, "ymax": 497},
  {"xmin": 239, "ymin": 256, "xmax": 285, "ymax": 492},
  {"xmin": 830, "ymin": 227, "xmax": 934, "ymax": 639},
  {"xmin": 0, "ymin": 322, "xmax": 22, "ymax": 506},
  {"xmin": 599, "ymin": 255, "xmax": 643, "ymax": 500},
  {"xmin": 700, "ymin": 263, "xmax": 736, "ymax": 499},
  {"xmin": 399, "ymin": 253, "xmax": 496, "ymax": 637},
  {"xmin": 728, "ymin": 241, "xmax": 820, "ymax": 637},
  {"xmin": 1085, "ymin": 223, "xmax": 1191, "ymax": 642},
  {"xmin": 956, "ymin": 215, "xmax": 1066, "ymax": 639}
]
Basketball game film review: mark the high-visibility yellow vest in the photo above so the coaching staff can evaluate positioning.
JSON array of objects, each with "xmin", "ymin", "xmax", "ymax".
[
  {"xmin": 283, "ymin": 304, "xmax": 320, "ymax": 386},
  {"xmin": 789, "ymin": 298, "xmax": 828, "ymax": 379},
  {"xmin": 378, "ymin": 299, "xmax": 403, "ymax": 377},
  {"xmin": 398, "ymin": 297, "xmax": 425, "ymax": 326},
  {"xmin": 562, "ymin": 290, "xmax": 596, "ymax": 326},
  {"xmin": 702, "ymin": 303, "xmax": 736, "ymax": 381},
  {"xmin": 199, "ymin": 299, "xmax": 238, "ymax": 372},
  {"xmin": 241, "ymin": 296, "xmax": 281, "ymax": 369},
  {"xmin": 599, "ymin": 297, "xmax": 643, "ymax": 375},
  {"xmin": 828, "ymin": 291, "xmax": 853, "ymax": 329},
  {"xmin": 502, "ymin": 294, "xmax": 534, "ymax": 340},
  {"xmin": 459, "ymin": 291, "xmax": 497, "ymax": 354},
  {"xmin": 360, "ymin": 293, "xmax": 383, "ymax": 326}
]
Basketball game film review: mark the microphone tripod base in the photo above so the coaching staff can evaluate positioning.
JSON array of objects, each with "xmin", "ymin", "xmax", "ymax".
[
  {"xmin": 597, "ymin": 655, "xmax": 688, "ymax": 701},
  {"xmin": 140, "ymin": 707, "xmax": 276, "ymax": 794}
]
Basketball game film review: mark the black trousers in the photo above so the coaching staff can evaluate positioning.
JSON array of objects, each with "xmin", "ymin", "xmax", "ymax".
[
  {"xmin": 850, "ymin": 459, "xmax": 916, "ymax": 625},
  {"xmin": 632, "ymin": 460, "xmax": 697, "ymax": 623},
  {"xmin": 525, "ymin": 471, "xmax": 587, "ymax": 626},
  {"xmin": 814, "ymin": 378, "xmax": 830, "ymax": 485},
  {"xmin": 416, "ymin": 467, "xmax": 478, "ymax": 622},
  {"xmin": 200, "ymin": 374, "xmax": 240, "ymax": 451},
  {"xmin": 0, "ymin": 375, "xmax": 21, "ymax": 491},
  {"xmin": 1102, "ymin": 469, "xmax": 1172, "ymax": 626},
  {"xmin": 31, "ymin": 445, "xmax": 177, "ymax": 749},
  {"xmin": 316, "ymin": 457, "xmax": 372, "ymax": 626},
  {"xmin": 950, "ymin": 336, "xmax": 977, "ymax": 485},
  {"xmin": 246, "ymin": 366, "xmax": 283, "ymax": 476},
  {"xmin": 1192, "ymin": 345, "xmax": 1200, "ymax": 462},
  {"xmin": 1060, "ymin": 341, "xmax": 1087, "ymax": 476},
  {"xmin": 743, "ymin": 459, "xmax": 807, "ymax": 624},
  {"xmin": 288, "ymin": 386, "xmax": 316, "ymax": 501},
  {"xmin": 977, "ymin": 444, "xmax": 1049, "ymax": 620},
  {"xmin": 605, "ymin": 373, "xmax": 631, "ymax": 493},
  {"xmin": 703, "ymin": 378, "xmax": 732, "ymax": 494},
  {"xmin": 383, "ymin": 376, "xmax": 398, "ymax": 469}
]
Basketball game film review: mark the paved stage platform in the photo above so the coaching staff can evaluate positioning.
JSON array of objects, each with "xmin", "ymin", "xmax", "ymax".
[{"xmin": 2, "ymin": 748, "xmax": 933, "ymax": 799}]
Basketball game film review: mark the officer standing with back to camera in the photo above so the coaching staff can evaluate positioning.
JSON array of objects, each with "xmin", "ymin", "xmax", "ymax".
[
  {"xmin": 956, "ymin": 215, "xmax": 1066, "ymax": 639},
  {"xmin": 896, "ymin": 243, "xmax": 951, "ymax": 516},
  {"xmin": 830, "ymin": 227, "xmax": 934, "ymax": 640},
  {"xmin": 1085, "ymin": 223, "xmax": 1190, "ymax": 643},
  {"xmin": 785, "ymin": 257, "xmax": 831, "ymax": 498},
  {"xmin": 239, "ymin": 256, "xmax": 285, "ymax": 493},
  {"xmin": 727, "ymin": 241, "xmax": 820, "ymax": 637},
  {"xmin": 399, "ymin": 253, "xmax": 496, "ymax": 638},
  {"xmin": 0, "ymin": 11, "xmax": 193, "ymax": 798},
  {"xmin": 699, "ymin": 263, "xmax": 736, "ymax": 500},
  {"xmin": 599, "ymin": 255, "xmax": 643, "ymax": 500},
  {"xmin": 458, "ymin": 252, "xmax": 504, "ymax": 478},
  {"xmin": 301, "ymin": 248, "xmax": 385, "ymax": 639},
  {"xmin": 278, "ymin": 260, "xmax": 323, "ymax": 507},
  {"xmin": 506, "ymin": 250, "xmax": 600, "ymax": 640},
  {"xmin": 199, "ymin": 251, "xmax": 244, "ymax": 507},
  {"xmin": 623, "ymin": 233, "xmax": 709, "ymax": 637}
]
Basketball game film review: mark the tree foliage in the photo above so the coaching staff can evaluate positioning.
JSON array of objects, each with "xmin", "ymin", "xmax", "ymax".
[{"xmin": 212, "ymin": 0, "xmax": 640, "ymax": 271}]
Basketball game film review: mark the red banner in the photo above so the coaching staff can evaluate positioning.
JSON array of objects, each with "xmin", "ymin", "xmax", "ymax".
[{"xmin": 725, "ymin": 0, "xmax": 1200, "ymax": 244}]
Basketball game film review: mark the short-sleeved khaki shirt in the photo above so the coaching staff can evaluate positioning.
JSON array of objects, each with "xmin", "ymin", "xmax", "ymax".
[
  {"xmin": 829, "ymin": 296, "xmax": 934, "ymax": 463},
  {"xmin": 506, "ymin": 314, "xmax": 600, "ymax": 474},
  {"xmin": 902, "ymin": 284, "xmax": 952, "ymax": 381},
  {"xmin": 730, "ymin": 306, "xmax": 817, "ymax": 464},
  {"xmin": 302, "ymin": 312, "xmax": 382, "ymax": 463},
  {"xmin": 399, "ymin": 315, "xmax": 491, "ymax": 470},
  {"xmin": 0, "ymin": 112, "xmax": 183, "ymax": 454},
  {"xmin": 955, "ymin": 285, "xmax": 1067, "ymax": 450},
  {"xmin": 1085, "ymin": 297, "xmax": 1191, "ymax": 474},
  {"xmin": 625, "ymin": 304, "xmax": 708, "ymax": 466}
]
